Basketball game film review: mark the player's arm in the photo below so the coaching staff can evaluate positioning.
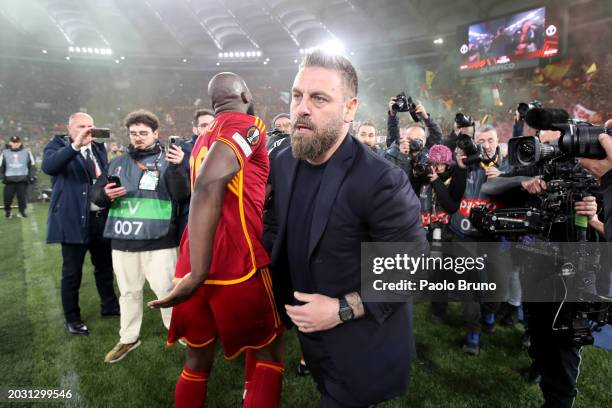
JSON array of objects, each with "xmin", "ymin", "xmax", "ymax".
[{"xmin": 148, "ymin": 141, "xmax": 240, "ymax": 309}]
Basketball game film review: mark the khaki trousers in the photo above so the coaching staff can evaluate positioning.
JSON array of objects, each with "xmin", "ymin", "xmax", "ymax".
[{"xmin": 112, "ymin": 247, "xmax": 176, "ymax": 344}]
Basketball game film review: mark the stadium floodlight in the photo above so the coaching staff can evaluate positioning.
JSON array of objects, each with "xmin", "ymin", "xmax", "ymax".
[
  {"xmin": 69, "ymin": 46, "xmax": 74, "ymax": 52},
  {"xmin": 115, "ymin": 59, "xmax": 120, "ymax": 63},
  {"xmin": 265, "ymin": 58, "xmax": 270, "ymax": 62},
  {"xmin": 218, "ymin": 52, "xmax": 223, "ymax": 58},
  {"xmin": 120, "ymin": 56, "xmax": 125, "ymax": 60},
  {"xmin": 294, "ymin": 59, "xmax": 298, "ymax": 63},
  {"xmin": 433, "ymin": 38, "xmax": 444, "ymax": 45},
  {"xmin": 100, "ymin": 49, "xmax": 107, "ymax": 55},
  {"xmin": 182, "ymin": 58, "xmax": 188, "ymax": 62},
  {"xmin": 75, "ymin": 47, "xmax": 81, "ymax": 53},
  {"xmin": 239, "ymin": 52, "xmax": 244, "ymax": 57},
  {"xmin": 87, "ymin": 48, "xmax": 93, "ymax": 53},
  {"xmin": 42, "ymin": 49, "xmax": 48, "ymax": 54},
  {"xmin": 94, "ymin": 48, "xmax": 100, "ymax": 54},
  {"xmin": 256, "ymin": 51, "xmax": 261, "ymax": 57},
  {"xmin": 216, "ymin": 62, "xmax": 220, "ymax": 66},
  {"xmin": 319, "ymin": 39, "xmax": 345, "ymax": 55},
  {"xmin": 107, "ymin": 49, "xmax": 113, "ymax": 55},
  {"xmin": 65, "ymin": 56, "xmax": 70, "ymax": 60},
  {"xmin": 229, "ymin": 52, "xmax": 234, "ymax": 58},
  {"xmin": 263, "ymin": 61, "xmax": 268, "ymax": 65}
]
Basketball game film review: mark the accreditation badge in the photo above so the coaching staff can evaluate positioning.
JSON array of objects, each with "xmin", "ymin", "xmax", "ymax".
[{"xmin": 139, "ymin": 170, "xmax": 159, "ymax": 191}]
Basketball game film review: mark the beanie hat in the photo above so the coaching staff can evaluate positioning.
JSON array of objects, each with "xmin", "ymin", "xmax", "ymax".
[{"xmin": 428, "ymin": 144, "xmax": 452, "ymax": 166}]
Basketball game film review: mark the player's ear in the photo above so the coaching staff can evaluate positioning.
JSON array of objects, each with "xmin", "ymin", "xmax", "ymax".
[{"xmin": 241, "ymin": 91, "xmax": 250, "ymax": 105}]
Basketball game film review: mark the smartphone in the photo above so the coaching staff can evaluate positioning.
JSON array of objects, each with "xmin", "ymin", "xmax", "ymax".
[
  {"xmin": 108, "ymin": 175, "xmax": 122, "ymax": 187},
  {"xmin": 169, "ymin": 135, "xmax": 181, "ymax": 148},
  {"xmin": 91, "ymin": 128, "xmax": 111, "ymax": 138}
]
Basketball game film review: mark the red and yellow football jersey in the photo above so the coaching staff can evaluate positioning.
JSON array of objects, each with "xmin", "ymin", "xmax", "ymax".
[{"xmin": 176, "ymin": 111, "xmax": 270, "ymax": 285}]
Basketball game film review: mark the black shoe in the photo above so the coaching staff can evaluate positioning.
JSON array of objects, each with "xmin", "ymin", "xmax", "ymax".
[
  {"xmin": 297, "ymin": 361, "xmax": 310, "ymax": 376},
  {"xmin": 101, "ymin": 309, "xmax": 120, "ymax": 318},
  {"xmin": 65, "ymin": 321, "xmax": 89, "ymax": 335}
]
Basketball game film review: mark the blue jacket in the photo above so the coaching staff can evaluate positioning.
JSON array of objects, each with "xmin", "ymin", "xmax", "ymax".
[
  {"xmin": 42, "ymin": 135, "xmax": 109, "ymax": 244},
  {"xmin": 267, "ymin": 134, "xmax": 427, "ymax": 405}
]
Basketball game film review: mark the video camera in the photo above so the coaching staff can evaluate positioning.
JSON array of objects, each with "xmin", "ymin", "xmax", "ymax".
[
  {"xmin": 470, "ymin": 106, "xmax": 611, "ymax": 344},
  {"xmin": 392, "ymin": 92, "xmax": 421, "ymax": 122},
  {"xmin": 508, "ymin": 108, "xmax": 610, "ymax": 166}
]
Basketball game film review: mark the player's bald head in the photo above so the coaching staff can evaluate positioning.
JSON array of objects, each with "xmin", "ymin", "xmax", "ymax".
[{"xmin": 208, "ymin": 72, "xmax": 254, "ymax": 115}]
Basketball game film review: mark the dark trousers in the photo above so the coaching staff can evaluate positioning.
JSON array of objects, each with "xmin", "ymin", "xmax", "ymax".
[
  {"xmin": 61, "ymin": 212, "xmax": 118, "ymax": 323},
  {"xmin": 3, "ymin": 182, "xmax": 28, "ymax": 215},
  {"xmin": 525, "ymin": 303, "xmax": 582, "ymax": 408}
]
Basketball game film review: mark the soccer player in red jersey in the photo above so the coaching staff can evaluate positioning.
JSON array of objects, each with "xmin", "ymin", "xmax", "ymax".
[{"xmin": 148, "ymin": 72, "xmax": 284, "ymax": 408}]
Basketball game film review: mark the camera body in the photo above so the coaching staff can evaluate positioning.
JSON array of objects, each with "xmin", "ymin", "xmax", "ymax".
[
  {"xmin": 411, "ymin": 147, "xmax": 431, "ymax": 181},
  {"xmin": 516, "ymin": 100, "xmax": 542, "ymax": 121},
  {"xmin": 392, "ymin": 92, "xmax": 420, "ymax": 122}
]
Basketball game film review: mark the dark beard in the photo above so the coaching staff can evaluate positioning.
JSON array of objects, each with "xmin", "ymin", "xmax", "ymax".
[{"xmin": 291, "ymin": 116, "xmax": 343, "ymax": 161}]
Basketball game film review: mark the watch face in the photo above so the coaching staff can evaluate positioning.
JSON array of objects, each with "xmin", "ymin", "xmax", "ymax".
[{"xmin": 340, "ymin": 307, "xmax": 353, "ymax": 321}]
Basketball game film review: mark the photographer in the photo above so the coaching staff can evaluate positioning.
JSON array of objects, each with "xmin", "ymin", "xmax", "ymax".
[
  {"xmin": 482, "ymin": 128, "xmax": 605, "ymax": 407},
  {"xmin": 580, "ymin": 123, "xmax": 612, "ymax": 241},
  {"xmin": 448, "ymin": 124, "xmax": 508, "ymax": 354},
  {"xmin": 386, "ymin": 96, "xmax": 442, "ymax": 148},
  {"xmin": 383, "ymin": 130, "xmax": 412, "ymax": 176},
  {"xmin": 413, "ymin": 144, "xmax": 468, "ymax": 321},
  {"xmin": 90, "ymin": 110, "xmax": 190, "ymax": 364}
]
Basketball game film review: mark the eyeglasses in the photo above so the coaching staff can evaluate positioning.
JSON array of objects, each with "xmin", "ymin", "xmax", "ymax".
[{"xmin": 129, "ymin": 131, "xmax": 152, "ymax": 138}]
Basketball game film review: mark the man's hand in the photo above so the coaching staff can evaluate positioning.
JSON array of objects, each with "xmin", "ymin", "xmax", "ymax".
[
  {"xmin": 574, "ymin": 196, "xmax": 598, "ymax": 220},
  {"xmin": 579, "ymin": 134, "xmax": 612, "ymax": 180},
  {"xmin": 104, "ymin": 183, "xmax": 127, "ymax": 200},
  {"xmin": 455, "ymin": 148, "xmax": 467, "ymax": 169},
  {"xmin": 485, "ymin": 166, "xmax": 501, "ymax": 179},
  {"xmin": 166, "ymin": 144, "xmax": 185, "ymax": 165},
  {"xmin": 147, "ymin": 274, "xmax": 201, "ymax": 309},
  {"xmin": 72, "ymin": 127, "xmax": 95, "ymax": 149},
  {"xmin": 388, "ymin": 97, "xmax": 397, "ymax": 116},
  {"xmin": 415, "ymin": 102, "xmax": 428, "ymax": 119},
  {"xmin": 428, "ymin": 167, "xmax": 439, "ymax": 182},
  {"xmin": 285, "ymin": 292, "xmax": 341, "ymax": 333},
  {"xmin": 521, "ymin": 177, "xmax": 547, "ymax": 194}
]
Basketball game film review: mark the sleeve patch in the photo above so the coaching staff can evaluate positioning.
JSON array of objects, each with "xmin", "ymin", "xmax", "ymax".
[
  {"xmin": 232, "ymin": 132, "xmax": 253, "ymax": 158},
  {"xmin": 246, "ymin": 126, "xmax": 260, "ymax": 146}
]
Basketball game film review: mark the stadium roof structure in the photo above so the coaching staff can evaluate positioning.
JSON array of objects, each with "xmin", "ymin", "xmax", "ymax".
[{"xmin": 0, "ymin": 0, "xmax": 596, "ymax": 69}]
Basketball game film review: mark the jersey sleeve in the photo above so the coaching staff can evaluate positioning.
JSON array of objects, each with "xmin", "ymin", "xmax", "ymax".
[{"xmin": 215, "ymin": 116, "xmax": 267, "ymax": 168}]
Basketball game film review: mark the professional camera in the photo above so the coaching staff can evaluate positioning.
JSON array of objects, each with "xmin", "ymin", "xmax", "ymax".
[
  {"xmin": 516, "ymin": 100, "xmax": 542, "ymax": 121},
  {"xmin": 412, "ymin": 149, "xmax": 431, "ymax": 180},
  {"xmin": 392, "ymin": 92, "xmax": 421, "ymax": 122},
  {"xmin": 517, "ymin": 107, "xmax": 611, "ymax": 159},
  {"xmin": 409, "ymin": 139, "xmax": 423, "ymax": 153},
  {"xmin": 471, "ymin": 106, "xmax": 611, "ymax": 344},
  {"xmin": 455, "ymin": 112, "xmax": 475, "ymax": 129},
  {"xmin": 456, "ymin": 134, "xmax": 481, "ymax": 165}
]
